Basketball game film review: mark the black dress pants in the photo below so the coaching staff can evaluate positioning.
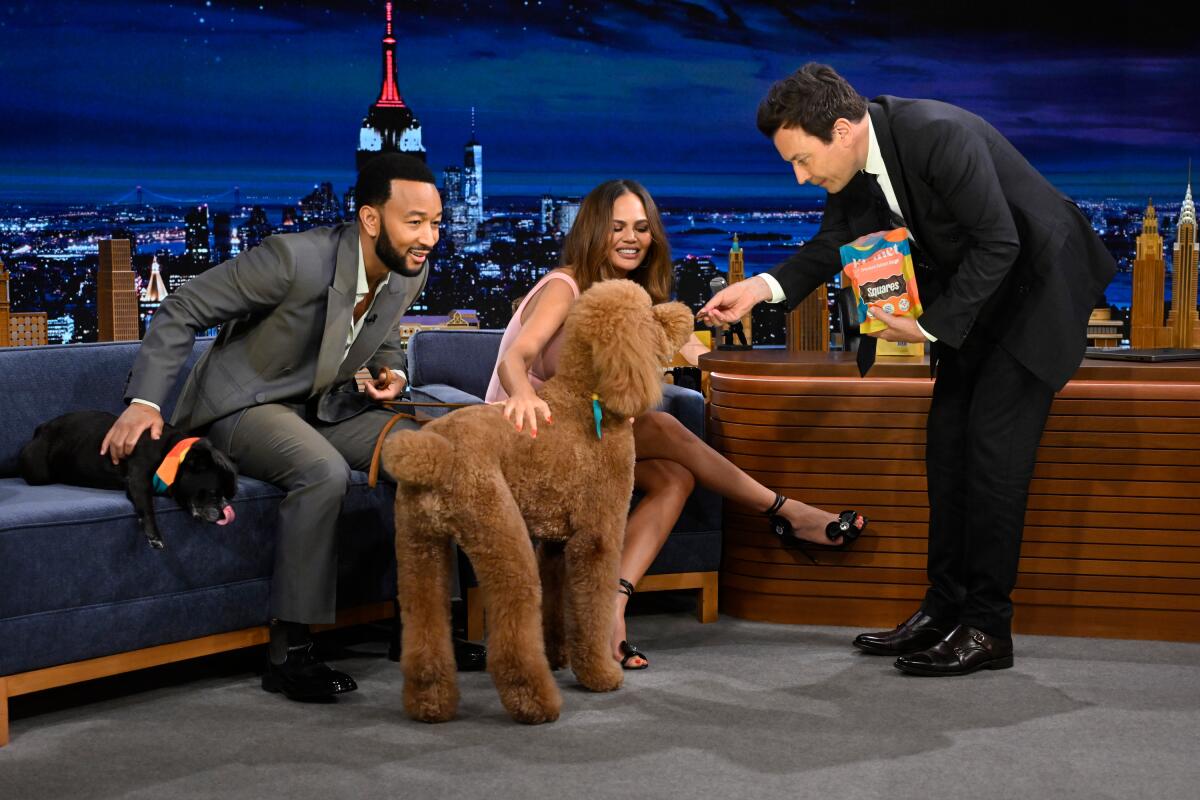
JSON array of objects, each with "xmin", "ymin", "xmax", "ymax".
[{"xmin": 919, "ymin": 334, "xmax": 1055, "ymax": 639}]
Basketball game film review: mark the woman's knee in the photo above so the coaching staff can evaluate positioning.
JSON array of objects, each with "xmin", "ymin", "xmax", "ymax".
[
  {"xmin": 634, "ymin": 409, "xmax": 693, "ymax": 450},
  {"xmin": 636, "ymin": 458, "xmax": 695, "ymax": 498}
]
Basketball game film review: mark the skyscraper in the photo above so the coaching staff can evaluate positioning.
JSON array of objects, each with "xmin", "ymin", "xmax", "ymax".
[
  {"xmin": 554, "ymin": 197, "xmax": 581, "ymax": 233},
  {"xmin": 357, "ymin": 1, "xmax": 425, "ymax": 170},
  {"xmin": 1166, "ymin": 173, "xmax": 1200, "ymax": 348},
  {"xmin": 463, "ymin": 110, "xmax": 484, "ymax": 239},
  {"xmin": 1130, "ymin": 198, "xmax": 1168, "ymax": 348},
  {"xmin": 184, "ymin": 205, "xmax": 211, "ymax": 272},
  {"xmin": 726, "ymin": 234, "xmax": 751, "ymax": 343},
  {"xmin": 97, "ymin": 239, "xmax": 140, "ymax": 342},
  {"xmin": 241, "ymin": 206, "xmax": 272, "ymax": 253},
  {"xmin": 213, "ymin": 212, "xmax": 233, "ymax": 263},
  {"xmin": 540, "ymin": 195, "xmax": 555, "ymax": 233},
  {"xmin": 139, "ymin": 255, "xmax": 169, "ymax": 333}
]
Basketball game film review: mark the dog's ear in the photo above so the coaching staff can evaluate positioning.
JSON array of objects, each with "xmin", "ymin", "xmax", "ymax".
[
  {"xmin": 210, "ymin": 446, "xmax": 239, "ymax": 499},
  {"xmin": 191, "ymin": 440, "xmax": 239, "ymax": 499},
  {"xmin": 652, "ymin": 302, "xmax": 695, "ymax": 358}
]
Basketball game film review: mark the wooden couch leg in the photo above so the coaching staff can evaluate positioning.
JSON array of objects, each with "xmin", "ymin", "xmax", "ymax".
[
  {"xmin": 466, "ymin": 586, "xmax": 485, "ymax": 641},
  {"xmin": 1, "ymin": 677, "xmax": 10, "ymax": 747},
  {"xmin": 697, "ymin": 572, "xmax": 718, "ymax": 623}
]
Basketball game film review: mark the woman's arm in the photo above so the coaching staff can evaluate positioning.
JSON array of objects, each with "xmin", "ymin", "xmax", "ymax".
[{"xmin": 496, "ymin": 274, "xmax": 576, "ymax": 437}]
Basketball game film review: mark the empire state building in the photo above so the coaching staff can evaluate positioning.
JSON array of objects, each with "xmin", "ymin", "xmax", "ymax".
[{"xmin": 357, "ymin": 2, "xmax": 425, "ymax": 170}]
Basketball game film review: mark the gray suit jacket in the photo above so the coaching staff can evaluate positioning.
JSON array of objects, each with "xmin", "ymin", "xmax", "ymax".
[{"xmin": 125, "ymin": 223, "xmax": 427, "ymax": 430}]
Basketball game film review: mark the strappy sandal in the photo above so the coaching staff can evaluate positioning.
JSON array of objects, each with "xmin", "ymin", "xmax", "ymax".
[
  {"xmin": 764, "ymin": 492, "xmax": 868, "ymax": 565},
  {"xmin": 616, "ymin": 578, "xmax": 649, "ymax": 670}
]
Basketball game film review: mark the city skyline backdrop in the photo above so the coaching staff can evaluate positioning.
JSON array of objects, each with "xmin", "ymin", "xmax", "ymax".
[{"xmin": 3, "ymin": 1, "xmax": 1198, "ymax": 204}]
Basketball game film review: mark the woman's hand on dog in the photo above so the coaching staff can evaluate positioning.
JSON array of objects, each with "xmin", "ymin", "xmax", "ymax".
[
  {"xmin": 502, "ymin": 390, "xmax": 552, "ymax": 438},
  {"xmin": 101, "ymin": 404, "xmax": 164, "ymax": 464}
]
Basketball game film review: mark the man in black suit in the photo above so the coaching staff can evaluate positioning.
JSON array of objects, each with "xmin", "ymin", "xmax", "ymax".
[{"xmin": 699, "ymin": 63, "xmax": 1115, "ymax": 676}]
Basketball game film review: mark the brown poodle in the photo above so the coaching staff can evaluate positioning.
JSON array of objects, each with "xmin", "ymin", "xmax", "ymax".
[{"xmin": 383, "ymin": 280, "xmax": 693, "ymax": 724}]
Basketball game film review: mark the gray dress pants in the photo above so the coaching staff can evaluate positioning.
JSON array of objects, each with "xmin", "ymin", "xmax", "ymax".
[{"xmin": 208, "ymin": 403, "xmax": 418, "ymax": 624}]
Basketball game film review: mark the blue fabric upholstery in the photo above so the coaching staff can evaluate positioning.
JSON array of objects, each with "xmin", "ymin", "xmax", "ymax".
[
  {"xmin": 0, "ymin": 340, "xmax": 398, "ymax": 678},
  {"xmin": 405, "ymin": 329, "xmax": 723, "ymax": 577},
  {"xmin": 407, "ymin": 329, "xmax": 505, "ymax": 401}
]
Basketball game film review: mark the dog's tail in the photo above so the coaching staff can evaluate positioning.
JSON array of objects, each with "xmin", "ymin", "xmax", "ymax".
[{"xmin": 381, "ymin": 429, "xmax": 455, "ymax": 488}]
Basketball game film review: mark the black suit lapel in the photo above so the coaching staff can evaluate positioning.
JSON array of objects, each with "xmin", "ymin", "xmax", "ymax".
[{"xmin": 868, "ymin": 102, "xmax": 917, "ymax": 231}]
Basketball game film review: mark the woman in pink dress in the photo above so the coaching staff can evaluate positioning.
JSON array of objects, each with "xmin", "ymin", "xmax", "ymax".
[{"xmin": 486, "ymin": 179, "xmax": 867, "ymax": 669}]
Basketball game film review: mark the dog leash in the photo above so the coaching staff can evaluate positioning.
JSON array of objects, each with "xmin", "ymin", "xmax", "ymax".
[{"xmin": 366, "ymin": 400, "xmax": 477, "ymax": 488}]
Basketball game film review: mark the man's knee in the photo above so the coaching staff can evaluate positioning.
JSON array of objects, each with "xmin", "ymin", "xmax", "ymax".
[{"xmin": 296, "ymin": 456, "xmax": 353, "ymax": 499}]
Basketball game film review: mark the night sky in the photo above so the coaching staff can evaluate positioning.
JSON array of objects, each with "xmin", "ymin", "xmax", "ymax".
[{"xmin": 2, "ymin": 1, "xmax": 1198, "ymax": 203}]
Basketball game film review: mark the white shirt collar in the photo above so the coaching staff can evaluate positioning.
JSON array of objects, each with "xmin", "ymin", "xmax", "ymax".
[
  {"xmin": 356, "ymin": 241, "xmax": 390, "ymax": 300},
  {"xmin": 864, "ymin": 114, "xmax": 886, "ymax": 178}
]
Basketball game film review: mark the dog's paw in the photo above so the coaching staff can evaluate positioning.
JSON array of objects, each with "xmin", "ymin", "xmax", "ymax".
[
  {"xmin": 574, "ymin": 660, "xmax": 623, "ymax": 693},
  {"xmin": 499, "ymin": 673, "xmax": 563, "ymax": 725},
  {"xmin": 403, "ymin": 678, "xmax": 460, "ymax": 723},
  {"xmin": 147, "ymin": 537, "xmax": 165, "ymax": 550}
]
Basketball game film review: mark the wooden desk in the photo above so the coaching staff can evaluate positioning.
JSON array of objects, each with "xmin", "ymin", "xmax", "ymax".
[{"xmin": 698, "ymin": 350, "xmax": 1200, "ymax": 641}]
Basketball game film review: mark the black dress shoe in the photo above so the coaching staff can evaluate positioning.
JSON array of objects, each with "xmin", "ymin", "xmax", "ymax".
[
  {"xmin": 894, "ymin": 624, "xmax": 1014, "ymax": 676},
  {"xmin": 853, "ymin": 610, "xmax": 951, "ymax": 656},
  {"xmin": 262, "ymin": 642, "xmax": 358, "ymax": 700},
  {"xmin": 454, "ymin": 638, "xmax": 487, "ymax": 672}
]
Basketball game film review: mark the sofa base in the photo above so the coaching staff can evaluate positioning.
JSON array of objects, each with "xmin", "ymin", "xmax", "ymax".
[
  {"xmin": 465, "ymin": 570, "xmax": 718, "ymax": 641},
  {"xmin": 0, "ymin": 601, "xmax": 396, "ymax": 748}
]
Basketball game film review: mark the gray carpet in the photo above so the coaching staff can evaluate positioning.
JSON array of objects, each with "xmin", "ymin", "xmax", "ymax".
[{"xmin": 3, "ymin": 611, "xmax": 1199, "ymax": 800}]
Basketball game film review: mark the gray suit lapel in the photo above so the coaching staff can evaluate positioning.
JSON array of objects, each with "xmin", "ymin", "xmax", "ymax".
[
  {"xmin": 336, "ymin": 268, "xmax": 426, "ymax": 382},
  {"xmin": 311, "ymin": 226, "xmax": 360, "ymax": 396}
]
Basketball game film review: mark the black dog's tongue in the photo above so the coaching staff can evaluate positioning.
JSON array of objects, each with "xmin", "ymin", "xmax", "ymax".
[{"xmin": 217, "ymin": 505, "xmax": 236, "ymax": 526}]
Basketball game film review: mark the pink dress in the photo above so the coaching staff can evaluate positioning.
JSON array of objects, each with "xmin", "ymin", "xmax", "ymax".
[{"xmin": 485, "ymin": 271, "xmax": 580, "ymax": 403}]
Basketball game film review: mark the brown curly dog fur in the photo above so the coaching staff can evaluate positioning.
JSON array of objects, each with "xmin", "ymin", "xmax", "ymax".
[{"xmin": 382, "ymin": 280, "xmax": 693, "ymax": 724}]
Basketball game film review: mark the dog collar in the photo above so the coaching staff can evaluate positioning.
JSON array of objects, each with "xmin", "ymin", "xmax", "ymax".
[
  {"xmin": 152, "ymin": 437, "xmax": 201, "ymax": 495},
  {"xmin": 591, "ymin": 393, "xmax": 603, "ymax": 439}
]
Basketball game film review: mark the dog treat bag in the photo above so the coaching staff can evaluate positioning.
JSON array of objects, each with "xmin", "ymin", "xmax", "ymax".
[{"xmin": 839, "ymin": 228, "xmax": 923, "ymax": 336}]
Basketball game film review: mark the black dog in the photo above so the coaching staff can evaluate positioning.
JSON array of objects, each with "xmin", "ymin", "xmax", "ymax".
[{"xmin": 19, "ymin": 411, "xmax": 238, "ymax": 549}]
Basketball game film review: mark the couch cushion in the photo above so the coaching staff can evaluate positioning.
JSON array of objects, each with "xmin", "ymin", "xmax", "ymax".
[{"xmin": 0, "ymin": 473, "xmax": 398, "ymax": 676}]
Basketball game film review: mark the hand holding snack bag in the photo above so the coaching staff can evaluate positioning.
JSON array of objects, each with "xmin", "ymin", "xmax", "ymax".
[{"xmin": 839, "ymin": 228, "xmax": 923, "ymax": 334}]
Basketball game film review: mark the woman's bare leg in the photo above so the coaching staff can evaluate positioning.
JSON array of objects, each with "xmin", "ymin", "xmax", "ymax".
[
  {"xmin": 633, "ymin": 411, "xmax": 847, "ymax": 544},
  {"xmin": 611, "ymin": 458, "xmax": 694, "ymax": 666}
]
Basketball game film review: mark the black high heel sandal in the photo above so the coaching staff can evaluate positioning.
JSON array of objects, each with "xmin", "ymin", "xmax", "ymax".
[
  {"xmin": 764, "ymin": 492, "xmax": 868, "ymax": 565},
  {"xmin": 616, "ymin": 578, "xmax": 648, "ymax": 670}
]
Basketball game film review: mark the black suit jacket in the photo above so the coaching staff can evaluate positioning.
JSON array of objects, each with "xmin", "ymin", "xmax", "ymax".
[{"xmin": 769, "ymin": 96, "xmax": 1116, "ymax": 391}]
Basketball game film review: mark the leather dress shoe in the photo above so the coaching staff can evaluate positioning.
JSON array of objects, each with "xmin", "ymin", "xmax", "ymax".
[
  {"xmin": 894, "ymin": 624, "xmax": 1014, "ymax": 676},
  {"xmin": 853, "ymin": 610, "xmax": 951, "ymax": 656},
  {"xmin": 262, "ymin": 642, "xmax": 358, "ymax": 700},
  {"xmin": 454, "ymin": 638, "xmax": 487, "ymax": 672}
]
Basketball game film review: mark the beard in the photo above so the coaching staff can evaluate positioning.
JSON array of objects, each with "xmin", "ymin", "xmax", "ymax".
[{"xmin": 376, "ymin": 224, "xmax": 425, "ymax": 277}]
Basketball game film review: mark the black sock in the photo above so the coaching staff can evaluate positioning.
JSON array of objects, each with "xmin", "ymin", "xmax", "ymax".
[{"xmin": 269, "ymin": 620, "xmax": 310, "ymax": 664}]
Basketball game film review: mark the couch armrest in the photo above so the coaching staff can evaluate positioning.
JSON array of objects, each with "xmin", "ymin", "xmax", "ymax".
[
  {"xmin": 410, "ymin": 385, "xmax": 485, "ymax": 419},
  {"xmin": 657, "ymin": 383, "xmax": 705, "ymax": 438}
]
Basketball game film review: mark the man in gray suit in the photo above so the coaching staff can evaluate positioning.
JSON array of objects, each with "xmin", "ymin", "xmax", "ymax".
[{"xmin": 101, "ymin": 154, "xmax": 449, "ymax": 700}]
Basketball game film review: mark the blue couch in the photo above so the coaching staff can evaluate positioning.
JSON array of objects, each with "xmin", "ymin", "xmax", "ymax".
[
  {"xmin": 0, "ymin": 339, "xmax": 400, "ymax": 746},
  {"xmin": 0, "ymin": 330, "xmax": 721, "ymax": 746}
]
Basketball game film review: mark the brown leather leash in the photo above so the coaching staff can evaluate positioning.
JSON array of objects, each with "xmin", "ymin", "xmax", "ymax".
[{"xmin": 367, "ymin": 400, "xmax": 478, "ymax": 488}]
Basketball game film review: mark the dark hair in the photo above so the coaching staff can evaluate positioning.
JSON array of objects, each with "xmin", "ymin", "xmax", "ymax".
[
  {"xmin": 756, "ymin": 63, "xmax": 867, "ymax": 142},
  {"xmin": 560, "ymin": 180, "xmax": 673, "ymax": 304},
  {"xmin": 354, "ymin": 153, "xmax": 437, "ymax": 208}
]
